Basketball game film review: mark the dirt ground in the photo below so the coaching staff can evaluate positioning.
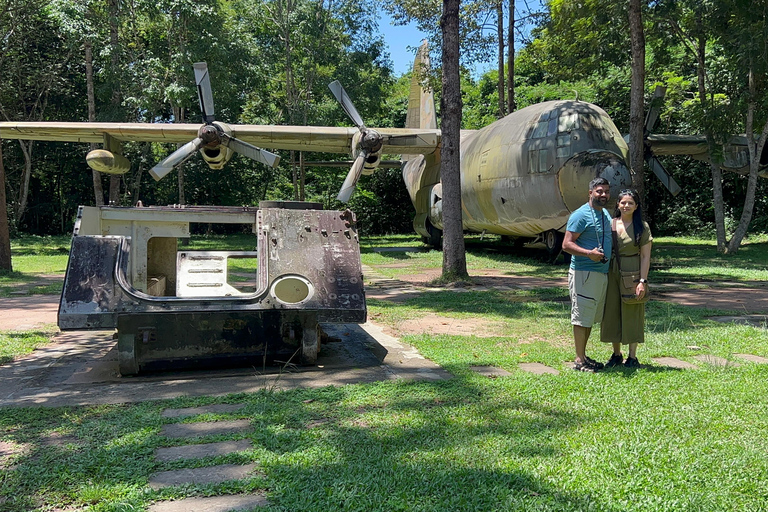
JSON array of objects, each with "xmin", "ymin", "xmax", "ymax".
[
  {"xmin": 364, "ymin": 267, "xmax": 768, "ymax": 336},
  {"xmin": 0, "ymin": 295, "xmax": 59, "ymax": 331}
]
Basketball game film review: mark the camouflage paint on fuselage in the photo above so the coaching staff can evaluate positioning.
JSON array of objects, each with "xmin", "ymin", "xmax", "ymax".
[{"xmin": 403, "ymin": 78, "xmax": 633, "ymax": 239}]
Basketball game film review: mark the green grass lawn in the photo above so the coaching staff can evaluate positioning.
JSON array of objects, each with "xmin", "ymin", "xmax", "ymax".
[{"xmin": 1, "ymin": 234, "xmax": 768, "ymax": 510}]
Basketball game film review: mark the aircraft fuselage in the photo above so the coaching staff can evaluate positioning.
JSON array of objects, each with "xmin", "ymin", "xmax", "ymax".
[{"xmin": 404, "ymin": 100, "xmax": 633, "ymax": 241}]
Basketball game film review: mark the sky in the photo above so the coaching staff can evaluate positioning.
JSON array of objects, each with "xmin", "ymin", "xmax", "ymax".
[
  {"xmin": 377, "ymin": 10, "xmax": 427, "ymax": 76},
  {"xmin": 377, "ymin": 2, "xmax": 544, "ymax": 77}
]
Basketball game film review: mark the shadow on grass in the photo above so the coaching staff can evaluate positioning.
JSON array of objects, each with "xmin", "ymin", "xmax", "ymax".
[
  {"xmin": 0, "ymin": 330, "xmax": 59, "ymax": 365},
  {"xmin": 0, "ymin": 376, "xmax": 612, "ymax": 512},
  {"xmin": 248, "ymin": 378, "xmax": 610, "ymax": 512},
  {"xmin": 600, "ymin": 363, "xmax": 687, "ymax": 378}
]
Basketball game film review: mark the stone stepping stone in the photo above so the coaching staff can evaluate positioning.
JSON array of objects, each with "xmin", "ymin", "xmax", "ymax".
[
  {"xmin": 148, "ymin": 494, "xmax": 267, "ymax": 511},
  {"xmin": 148, "ymin": 463, "xmax": 260, "ymax": 490},
  {"xmin": 651, "ymin": 357, "xmax": 698, "ymax": 369},
  {"xmin": 470, "ymin": 365, "xmax": 512, "ymax": 377},
  {"xmin": 518, "ymin": 362, "xmax": 560, "ymax": 375},
  {"xmin": 734, "ymin": 353, "xmax": 768, "ymax": 364},
  {"xmin": 693, "ymin": 355, "xmax": 740, "ymax": 367},
  {"xmin": 155, "ymin": 440, "xmax": 253, "ymax": 462},
  {"xmin": 162, "ymin": 404, "xmax": 245, "ymax": 418},
  {"xmin": 161, "ymin": 420, "xmax": 250, "ymax": 439}
]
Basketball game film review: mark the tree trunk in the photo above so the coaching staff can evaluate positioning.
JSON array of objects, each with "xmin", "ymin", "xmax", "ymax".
[
  {"xmin": 291, "ymin": 150, "xmax": 298, "ymax": 200},
  {"xmin": 693, "ymin": 34, "xmax": 726, "ymax": 252},
  {"xmin": 299, "ymin": 151, "xmax": 305, "ymax": 201},
  {"xmin": 628, "ymin": 0, "xmax": 645, "ymax": 197},
  {"xmin": 172, "ymin": 106, "xmax": 186, "ymax": 205},
  {"xmin": 0, "ymin": 142, "xmax": 12, "ymax": 272},
  {"xmin": 726, "ymin": 66, "xmax": 766, "ymax": 253},
  {"xmin": 108, "ymin": 0, "xmax": 121, "ymax": 205},
  {"xmin": 440, "ymin": 0, "xmax": 468, "ymax": 281},
  {"xmin": 15, "ymin": 140, "xmax": 32, "ymax": 225},
  {"xmin": 85, "ymin": 41, "xmax": 104, "ymax": 206},
  {"xmin": 507, "ymin": 0, "xmax": 516, "ymax": 113},
  {"xmin": 496, "ymin": 1, "xmax": 505, "ymax": 118}
]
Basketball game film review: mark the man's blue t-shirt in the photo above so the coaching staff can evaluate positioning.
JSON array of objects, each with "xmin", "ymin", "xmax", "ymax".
[{"xmin": 566, "ymin": 202, "xmax": 612, "ymax": 273}]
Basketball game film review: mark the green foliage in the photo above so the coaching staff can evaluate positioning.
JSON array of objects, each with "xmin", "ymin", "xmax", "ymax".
[
  {"xmin": 3, "ymin": 0, "xmax": 768, "ymax": 241},
  {"xmin": 0, "ymin": 329, "xmax": 57, "ymax": 364}
]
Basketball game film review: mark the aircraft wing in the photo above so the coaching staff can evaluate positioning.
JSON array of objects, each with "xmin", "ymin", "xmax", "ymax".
[
  {"xmin": 645, "ymin": 134, "xmax": 709, "ymax": 157},
  {"xmin": 646, "ymin": 134, "xmax": 755, "ymax": 156},
  {"xmin": 0, "ymin": 122, "xmax": 440, "ymax": 155}
]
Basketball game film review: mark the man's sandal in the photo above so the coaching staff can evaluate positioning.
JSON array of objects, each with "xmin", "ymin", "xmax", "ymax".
[
  {"xmin": 585, "ymin": 356, "xmax": 604, "ymax": 370},
  {"xmin": 573, "ymin": 360, "xmax": 597, "ymax": 372}
]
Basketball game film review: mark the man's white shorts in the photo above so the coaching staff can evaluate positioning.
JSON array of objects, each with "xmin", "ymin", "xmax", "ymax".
[{"xmin": 568, "ymin": 269, "xmax": 608, "ymax": 328}]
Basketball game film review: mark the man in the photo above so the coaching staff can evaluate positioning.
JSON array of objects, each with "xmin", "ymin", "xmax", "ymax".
[{"xmin": 562, "ymin": 177, "xmax": 613, "ymax": 372}]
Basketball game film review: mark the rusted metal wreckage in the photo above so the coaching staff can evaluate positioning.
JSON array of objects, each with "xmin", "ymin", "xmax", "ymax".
[{"xmin": 59, "ymin": 202, "xmax": 366, "ymax": 375}]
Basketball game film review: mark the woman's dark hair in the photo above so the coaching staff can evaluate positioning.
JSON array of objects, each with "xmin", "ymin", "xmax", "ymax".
[{"xmin": 613, "ymin": 189, "xmax": 644, "ymax": 246}]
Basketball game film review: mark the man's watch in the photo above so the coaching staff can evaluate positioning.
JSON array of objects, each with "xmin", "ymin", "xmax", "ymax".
[{"xmin": 638, "ymin": 278, "xmax": 648, "ymax": 284}]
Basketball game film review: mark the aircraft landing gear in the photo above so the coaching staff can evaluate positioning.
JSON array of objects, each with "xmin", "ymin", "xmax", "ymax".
[
  {"xmin": 545, "ymin": 229, "xmax": 565, "ymax": 263},
  {"xmin": 422, "ymin": 220, "xmax": 443, "ymax": 249}
]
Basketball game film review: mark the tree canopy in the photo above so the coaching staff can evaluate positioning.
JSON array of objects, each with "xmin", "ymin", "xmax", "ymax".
[{"xmin": 1, "ymin": 0, "xmax": 768, "ymax": 255}]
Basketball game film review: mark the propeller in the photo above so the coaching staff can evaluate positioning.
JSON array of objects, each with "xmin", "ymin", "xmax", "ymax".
[
  {"xmin": 149, "ymin": 138, "xmax": 204, "ymax": 181},
  {"xmin": 328, "ymin": 80, "xmax": 423, "ymax": 202},
  {"xmin": 150, "ymin": 62, "xmax": 280, "ymax": 181},
  {"xmin": 643, "ymin": 86, "xmax": 681, "ymax": 196}
]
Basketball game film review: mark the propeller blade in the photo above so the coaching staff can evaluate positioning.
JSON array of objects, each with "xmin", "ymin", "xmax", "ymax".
[
  {"xmin": 337, "ymin": 151, "xmax": 367, "ymax": 202},
  {"xmin": 645, "ymin": 153, "xmax": 681, "ymax": 196},
  {"xmin": 193, "ymin": 62, "xmax": 216, "ymax": 124},
  {"xmin": 328, "ymin": 80, "xmax": 366, "ymax": 130},
  {"xmin": 644, "ymin": 85, "xmax": 666, "ymax": 133},
  {"xmin": 220, "ymin": 134, "xmax": 280, "ymax": 168},
  {"xmin": 149, "ymin": 138, "xmax": 204, "ymax": 181}
]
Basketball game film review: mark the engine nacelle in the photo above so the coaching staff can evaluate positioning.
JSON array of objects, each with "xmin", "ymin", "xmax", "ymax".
[
  {"xmin": 362, "ymin": 151, "xmax": 381, "ymax": 175},
  {"xmin": 86, "ymin": 150, "xmax": 131, "ymax": 175},
  {"xmin": 200, "ymin": 122, "xmax": 235, "ymax": 170}
]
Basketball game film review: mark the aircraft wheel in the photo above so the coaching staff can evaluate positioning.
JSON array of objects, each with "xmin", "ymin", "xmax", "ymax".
[
  {"xmin": 545, "ymin": 230, "xmax": 564, "ymax": 261},
  {"xmin": 423, "ymin": 221, "xmax": 443, "ymax": 249}
]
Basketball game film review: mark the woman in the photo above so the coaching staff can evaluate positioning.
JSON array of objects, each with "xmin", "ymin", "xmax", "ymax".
[{"xmin": 601, "ymin": 189, "xmax": 652, "ymax": 367}]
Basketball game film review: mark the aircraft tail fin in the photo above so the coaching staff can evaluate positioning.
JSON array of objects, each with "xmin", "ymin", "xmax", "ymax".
[{"xmin": 405, "ymin": 41, "xmax": 437, "ymax": 130}]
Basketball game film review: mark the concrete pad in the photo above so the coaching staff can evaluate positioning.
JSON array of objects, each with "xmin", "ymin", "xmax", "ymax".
[
  {"xmin": 148, "ymin": 463, "xmax": 260, "ymax": 489},
  {"xmin": 161, "ymin": 420, "xmax": 251, "ymax": 439},
  {"xmin": 149, "ymin": 494, "xmax": 267, "ymax": 512},
  {"xmin": 734, "ymin": 354, "xmax": 768, "ymax": 364},
  {"xmin": 155, "ymin": 440, "xmax": 253, "ymax": 462},
  {"xmin": 0, "ymin": 322, "xmax": 450, "ymax": 408},
  {"xmin": 162, "ymin": 404, "xmax": 246, "ymax": 418},
  {"xmin": 693, "ymin": 355, "xmax": 740, "ymax": 367},
  {"xmin": 353, "ymin": 322, "xmax": 452, "ymax": 381},
  {"xmin": 470, "ymin": 366, "xmax": 512, "ymax": 377},
  {"xmin": 651, "ymin": 357, "xmax": 698, "ymax": 369},
  {"xmin": 518, "ymin": 362, "xmax": 560, "ymax": 375}
]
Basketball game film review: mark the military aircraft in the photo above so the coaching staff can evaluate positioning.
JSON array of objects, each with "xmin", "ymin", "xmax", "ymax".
[{"xmin": 1, "ymin": 45, "xmax": 766, "ymax": 259}]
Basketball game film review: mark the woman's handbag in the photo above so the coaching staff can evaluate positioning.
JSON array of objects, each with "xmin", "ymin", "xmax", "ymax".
[{"xmin": 611, "ymin": 219, "xmax": 650, "ymax": 305}]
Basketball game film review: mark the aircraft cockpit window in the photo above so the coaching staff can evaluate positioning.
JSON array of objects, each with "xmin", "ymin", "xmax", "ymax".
[
  {"xmin": 532, "ymin": 110, "xmax": 558, "ymax": 138},
  {"xmin": 532, "ymin": 119, "xmax": 549, "ymax": 138},
  {"xmin": 558, "ymin": 112, "xmax": 580, "ymax": 132},
  {"xmin": 547, "ymin": 118, "xmax": 558, "ymax": 136}
]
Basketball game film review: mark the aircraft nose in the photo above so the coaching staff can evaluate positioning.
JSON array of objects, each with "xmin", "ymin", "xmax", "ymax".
[{"xmin": 557, "ymin": 151, "xmax": 632, "ymax": 212}]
